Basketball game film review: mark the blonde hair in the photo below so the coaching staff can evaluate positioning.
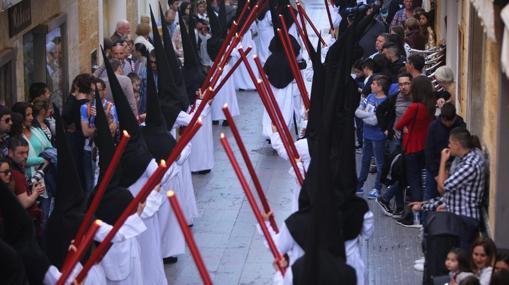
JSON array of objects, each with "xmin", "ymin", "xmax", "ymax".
[{"xmin": 136, "ymin": 17, "xmax": 151, "ymax": 37}]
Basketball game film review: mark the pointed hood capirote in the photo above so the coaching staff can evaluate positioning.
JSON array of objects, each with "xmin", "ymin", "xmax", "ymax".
[
  {"xmin": 179, "ymin": 4, "xmax": 206, "ymax": 105},
  {"xmin": 0, "ymin": 183, "xmax": 50, "ymax": 284},
  {"xmin": 150, "ymin": 6, "xmax": 185, "ymax": 127},
  {"xmin": 142, "ymin": 54, "xmax": 177, "ymax": 162},
  {"xmin": 45, "ymin": 105, "xmax": 86, "ymax": 269},
  {"xmin": 88, "ymin": 89, "xmax": 135, "ymax": 226},
  {"xmin": 101, "ymin": 47, "xmax": 153, "ymax": 187}
]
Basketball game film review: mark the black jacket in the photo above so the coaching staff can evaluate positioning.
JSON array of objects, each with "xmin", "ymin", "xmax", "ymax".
[
  {"xmin": 375, "ymin": 92, "xmax": 406, "ymax": 140},
  {"xmin": 424, "ymin": 116, "xmax": 466, "ymax": 177}
]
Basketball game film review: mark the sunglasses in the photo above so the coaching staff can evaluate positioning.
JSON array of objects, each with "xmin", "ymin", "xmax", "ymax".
[{"xmin": 0, "ymin": 169, "xmax": 11, "ymax": 175}]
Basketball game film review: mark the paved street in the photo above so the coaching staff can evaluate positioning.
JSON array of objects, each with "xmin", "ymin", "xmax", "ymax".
[
  {"xmin": 165, "ymin": 1, "xmax": 422, "ymax": 284},
  {"xmin": 164, "ymin": 90, "xmax": 423, "ymax": 284}
]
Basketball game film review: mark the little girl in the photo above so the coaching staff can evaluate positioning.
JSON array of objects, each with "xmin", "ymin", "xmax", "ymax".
[
  {"xmin": 471, "ymin": 237, "xmax": 497, "ymax": 285},
  {"xmin": 445, "ymin": 248, "xmax": 473, "ymax": 285}
]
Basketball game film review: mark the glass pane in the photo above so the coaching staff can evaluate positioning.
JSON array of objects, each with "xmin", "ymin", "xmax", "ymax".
[
  {"xmin": 23, "ymin": 32, "xmax": 35, "ymax": 98},
  {"xmin": 46, "ymin": 27, "xmax": 65, "ymax": 110}
]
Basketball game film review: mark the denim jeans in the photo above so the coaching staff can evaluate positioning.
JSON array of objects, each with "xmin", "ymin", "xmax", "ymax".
[
  {"xmin": 83, "ymin": 150, "xmax": 94, "ymax": 193},
  {"xmin": 404, "ymin": 151, "xmax": 425, "ymax": 202},
  {"xmin": 358, "ymin": 138, "xmax": 386, "ymax": 191},
  {"xmin": 424, "ymin": 169, "xmax": 439, "ymax": 200},
  {"xmin": 382, "ymin": 181, "xmax": 405, "ymax": 210},
  {"xmin": 355, "ymin": 118, "xmax": 364, "ymax": 147}
]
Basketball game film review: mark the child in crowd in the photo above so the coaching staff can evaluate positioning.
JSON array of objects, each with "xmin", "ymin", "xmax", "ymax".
[
  {"xmin": 495, "ymin": 253, "xmax": 509, "ymax": 272},
  {"xmin": 445, "ymin": 248, "xmax": 474, "ymax": 285},
  {"xmin": 127, "ymin": 72, "xmax": 142, "ymax": 112},
  {"xmin": 471, "ymin": 237, "xmax": 497, "ymax": 285}
]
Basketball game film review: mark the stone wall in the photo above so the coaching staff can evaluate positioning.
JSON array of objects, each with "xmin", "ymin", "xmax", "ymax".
[{"xmin": 78, "ymin": 0, "xmax": 99, "ymax": 74}]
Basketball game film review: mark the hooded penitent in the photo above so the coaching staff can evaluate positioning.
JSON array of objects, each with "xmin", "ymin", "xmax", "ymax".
[
  {"xmin": 206, "ymin": 0, "xmax": 227, "ymax": 61},
  {"xmin": 179, "ymin": 2, "xmax": 206, "ymax": 105},
  {"xmin": 0, "ymin": 183, "xmax": 49, "ymax": 284},
  {"xmin": 142, "ymin": 43, "xmax": 178, "ymax": 162},
  {"xmin": 150, "ymin": 6, "xmax": 185, "ymax": 128},
  {"xmin": 294, "ymin": 8, "xmax": 375, "ymax": 284},
  {"xmin": 159, "ymin": 3, "xmax": 189, "ymax": 113},
  {"xmin": 90, "ymin": 88, "xmax": 134, "ymax": 226},
  {"xmin": 101, "ymin": 47, "xmax": 153, "ymax": 188},
  {"xmin": 263, "ymin": 0, "xmax": 300, "ymax": 89},
  {"xmin": 45, "ymin": 106, "xmax": 87, "ymax": 269}
]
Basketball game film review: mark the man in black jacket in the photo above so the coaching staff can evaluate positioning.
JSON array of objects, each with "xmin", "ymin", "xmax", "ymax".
[{"xmin": 424, "ymin": 103, "xmax": 466, "ymax": 200}]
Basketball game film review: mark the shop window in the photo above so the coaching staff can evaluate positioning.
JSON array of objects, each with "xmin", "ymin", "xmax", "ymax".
[
  {"xmin": 0, "ymin": 49, "xmax": 17, "ymax": 107},
  {"xmin": 22, "ymin": 14, "xmax": 68, "ymax": 109}
]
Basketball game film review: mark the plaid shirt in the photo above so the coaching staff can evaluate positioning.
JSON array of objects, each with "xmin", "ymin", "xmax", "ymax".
[
  {"xmin": 422, "ymin": 149, "xmax": 486, "ymax": 220},
  {"xmin": 390, "ymin": 9, "xmax": 409, "ymax": 30}
]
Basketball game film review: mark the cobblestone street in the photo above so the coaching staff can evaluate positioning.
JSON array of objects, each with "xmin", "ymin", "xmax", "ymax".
[{"xmin": 165, "ymin": 89, "xmax": 423, "ymax": 284}]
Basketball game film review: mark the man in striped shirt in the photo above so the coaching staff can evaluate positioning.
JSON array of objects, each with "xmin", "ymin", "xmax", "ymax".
[{"xmin": 413, "ymin": 127, "xmax": 486, "ymax": 250}]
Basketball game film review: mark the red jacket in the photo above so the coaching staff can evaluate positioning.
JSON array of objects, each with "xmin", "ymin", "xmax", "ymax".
[{"xmin": 395, "ymin": 103, "xmax": 433, "ymax": 154}]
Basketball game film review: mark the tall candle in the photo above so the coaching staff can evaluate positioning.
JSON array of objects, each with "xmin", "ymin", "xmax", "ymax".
[
  {"xmin": 286, "ymin": 5, "xmax": 311, "ymax": 56},
  {"xmin": 57, "ymin": 220, "xmax": 102, "ymax": 285},
  {"xmin": 222, "ymin": 105, "xmax": 279, "ymax": 233},
  {"xmin": 167, "ymin": 191, "xmax": 213, "ymax": 285},
  {"xmin": 220, "ymin": 134, "xmax": 286, "ymax": 274}
]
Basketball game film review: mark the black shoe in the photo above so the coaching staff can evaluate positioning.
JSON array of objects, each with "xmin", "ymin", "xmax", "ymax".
[
  {"xmin": 222, "ymin": 120, "xmax": 229, "ymax": 127},
  {"xmin": 212, "ymin": 120, "xmax": 219, "ymax": 125},
  {"xmin": 188, "ymin": 224, "xmax": 194, "ymax": 228},
  {"xmin": 266, "ymin": 139, "xmax": 271, "ymax": 144},
  {"xmin": 192, "ymin": 169, "xmax": 211, "ymax": 175},
  {"xmin": 163, "ymin": 256, "xmax": 178, "ymax": 264},
  {"xmin": 395, "ymin": 217, "xmax": 422, "ymax": 228},
  {"xmin": 376, "ymin": 197, "xmax": 392, "ymax": 216},
  {"xmin": 390, "ymin": 208, "xmax": 404, "ymax": 219}
]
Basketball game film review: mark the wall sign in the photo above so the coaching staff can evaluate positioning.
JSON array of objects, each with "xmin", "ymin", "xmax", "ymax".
[{"xmin": 8, "ymin": 0, "xmax": 31, "ymax": 38}]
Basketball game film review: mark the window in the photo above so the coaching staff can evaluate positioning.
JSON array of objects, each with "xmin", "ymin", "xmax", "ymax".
[{"xmin": 0, "ymin": 49, "xmax": 17, "ymax": 107}]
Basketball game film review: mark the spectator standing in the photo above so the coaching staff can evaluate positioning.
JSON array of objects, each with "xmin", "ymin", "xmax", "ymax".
[
  {"xmin": 31, "ymin": 98, "xmax": 54, "ymax": 144},
  {"xmin": 134, "ymin": 16, "xmax": 155, "ymax": 55},
  {"xmin": 382, "ymin": 44, "xmax": 406, "ymax": 82},
  {"xmin": 434, "ymin": 65, "xmax": 456, "ymax": 107},
  {"xmin": 7, "ymin": 137, "xmax": 45, "ymax": 235},
  {"xmin": 102, "ymin": 58, "xmax": 139, "ymax": 117},
  {"xmin": 0, "ymin": 106, "xmax": 12, "ymax": 157},
  {"xmin": 375, "ymin": 72, "xmax": 413, "ymax": 216},
  {"xmin": 369, "ymin": 33, "xmax": 390, "ymax": 59},
  {"xmin": 165, "ymin": 8, "xmax": 178, "ymax": 38},
  {"xmin": 390, "ymin": 0, "xmax": 415, "ymax": 30},
  {"xmin": 28, "ymin": 82, "xmax": 51, "ymax": 103},
  {"xmin": 11, "ymin": 103, "xmax": 51, "ymax": 179},
  {"xmin": 404, "ymin": 17, "xmax": 426, "ymax": 50},
  {"xmin": 79, "ymin": 87, "xmax": 96, "ymax": 193},
  {"xmin": 424, "ymin": 103, "xmax": 466, "ymax": 201},
  {"xmin": 414, "ymin": 8, "xmax": 436, "ymax": 49},
  {"xmin": 471, "ymin": 238, "xmax": 496, "ymax": 285},
  {"xmin": 111, "ymin": 19, "xmax": 131, "ymax": 43},
  {"xmin": 355, "ymin": 75, "xmax": 390, "ymax": 199},
  {"xmin": 406, "ymin": 53, "xmax": 425, "ymax": 78},
  {"xmin": 395, "ymin": 76, "xmax": 435, "ymax": 226}
]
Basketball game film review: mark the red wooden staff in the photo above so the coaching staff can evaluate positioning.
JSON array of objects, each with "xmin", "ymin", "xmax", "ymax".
[
  {"xmin": 74, "ymin": 120, "xmax": 203, "ymax": 282},
  {"xmin": 324, "ymin": 0, "xmax": 335, "ymax": 33},
  {"xmin": 296, "ymin": 2, "xmax": 308, "ymax": 39},
  {"xmin": 222, "ymin": 105, "xmax": 278, "ymax": 233},
  {"xmin": 56, "ymin": 220, "xmax": 102, "ymax": 285},
  {"xmin": 296, "ymin": 3, "xmax": 326, "ymax": 46},
  {"xmin": 275, "ymin": 24, "xmax": 310, "ymax": 110},
  {"xmin": 167, "ymin": 191, "xmax": 213, "ymax": 285},
  {"xmin": 60, "ymin": 131, "xmax": 130, "ymax": 272},
  {"xmin": 286, "ymin": 5, "xmax": 311, "ymax": 56},
  {"xmin": 238, "ymin": 49, "xmax": 304, "ymax": 186},
  {"xmin": 220, "ymin": 134, "xmax": 285, "ymax": 275}
]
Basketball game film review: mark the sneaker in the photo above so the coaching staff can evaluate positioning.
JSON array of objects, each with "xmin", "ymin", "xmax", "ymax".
[
  {"xmin": 212, "ymin": 120, "xmax": 219, "ymax": 125},
  {"xmin": 414, "ymin": 257, "xmax": 425, "ymax": 264},
  {"xmin": 396, "ymin": 217, "xmax": 422, "ymax": 228},
  {"xmin": 413, "ymin": 262, "xmax": 424, "ymax": 271},
  {"xmin": 390, "ymin": 208, "xmax": 404, "ymax": 219},
  {"xmin": 163, "ymin": 256, "xmax": 178, "ymax": 264},
  {"xmin": 367, "ymin": 189, "xmax": 379, "ymax": 200},
  {"xmin": 376, "ymin": 197, "xmax": 392, "ymax": 216}
]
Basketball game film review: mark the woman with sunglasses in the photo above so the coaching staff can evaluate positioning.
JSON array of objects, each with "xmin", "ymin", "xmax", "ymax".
[{"xmin": 0, "ymin": 158, "xmax": 14, "ymax": 191}]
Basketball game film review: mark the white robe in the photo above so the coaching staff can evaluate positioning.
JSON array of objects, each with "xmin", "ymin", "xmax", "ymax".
[
  {"xmin": 210, "ymin": 62, "xmax": 240, "ymax": 121},
  {"xmin": 127, "ymin": 160, "xmax": 173, "ymax": 285},
  {"xmin": 178, "ymin": 146, "xmax": 199, "ymax": 225},
  {"xmin": 99, "ymin": 215, "xmax": 147, "ymax": 285},
  {"xmin": 233, "ymin": 24, "xmax": 258, "ymax": 90},
  {"xmin": 158, "ymin": 166, "xmax": 186, "ymax": 258},
  {"xmin": 43, "ymin": 264, "xmax": 106, "ymax": 285},
  {"xmin": 190, "ymin": 100, "xmax": 215, "ymax": 171},
  {"xmin": 255, "ymin": 12, "xmax": 275, "ymax": 64},
  {"xmin": 269, "ymin": 134, "xmax": 309, "ymax": 212},
  {"xmin": 262, "ymin": 83, "xmax": 296, "ymax": 139}
]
